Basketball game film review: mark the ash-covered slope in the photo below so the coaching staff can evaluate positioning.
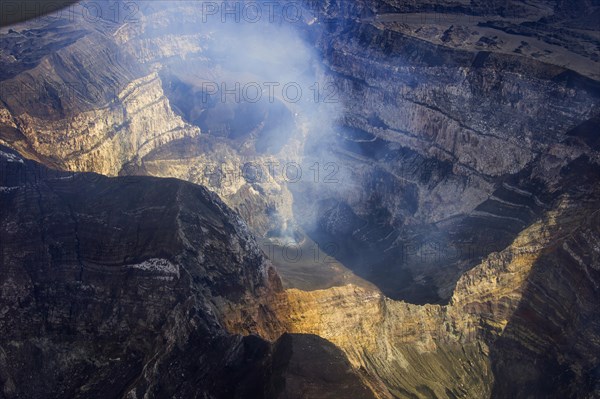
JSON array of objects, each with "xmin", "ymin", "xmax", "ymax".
[{"xmin": 0, "ymin": 146, "xmax": 374, "ymax": 399}]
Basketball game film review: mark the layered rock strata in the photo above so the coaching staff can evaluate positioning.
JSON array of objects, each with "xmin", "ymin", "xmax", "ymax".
[{"xmin": 0, "ymin": 146, "xmax": 375, "ymax": 398}]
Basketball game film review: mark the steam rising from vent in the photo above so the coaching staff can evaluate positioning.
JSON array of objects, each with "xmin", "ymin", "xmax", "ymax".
[
  {"xmin": 198, "ymin": 14, "xmax": 344, "ymax": 147},
  {"xmin": 134, "ymin": 1, "xmax": 350, "ymax": 238}
]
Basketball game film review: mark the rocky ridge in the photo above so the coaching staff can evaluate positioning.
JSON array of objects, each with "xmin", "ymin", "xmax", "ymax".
[
  {"xmin": 0, "ymin": 13, "xmax": 199, "ymax": 175},
  {"xmin": 279, "ymin": 174, "xmax": 600, "ymax": 398},
  {"xmin": 0, "ymin": 146, "xmax": 376, "ymax": 398}
]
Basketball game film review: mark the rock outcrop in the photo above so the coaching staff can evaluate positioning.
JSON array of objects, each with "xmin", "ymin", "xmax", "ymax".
[
  {"xmin": 277, "ymin": 159, "xmax": 600, "ymax": 398},
  {"xmin": 0, "ymin": 13, "xmax": 199, "ymax": 175},
  {"xmin": 2, "ymin": 1, "xmax": 598, "ymax": 304},
  {"xmin": 0, "ymin": 146, "xmax": 376, "ymax": 398},
  {"xmin": 288, "ymin": 0, "xmax": 600, "ymax": 302}
]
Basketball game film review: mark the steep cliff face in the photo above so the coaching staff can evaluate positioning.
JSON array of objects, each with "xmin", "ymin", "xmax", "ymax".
[
  {"xmin": 289, "ymin": 2, "xmax": 600, "ymax": 302},
  {"xmin": 0, "ymin": 145, "xmax": 273, "ymax": 397},
  {"xmin": 2, "ymin": 144, "xmax": 596, "ymax": 399},
  {"xmin": 278, "ymin": 161, "xmax": 600, "ymax": 399},
  {"xmin": 0, "ymin": 13, "xmax": 199, "ymax": 175},
  {"xmin": 1, "ymin": 1, "xmax": 599, "ymax": 398},
  {"xmin": 2, "ymin": 2, "xmax": 598, "ymax": 303},
  {"xmin": 101, "ymin": 0, "xmax": 600, "ymax": 304},
  {"xmin": 300, "ymin": 0, "xmax": 600, "ymax": 78},
  {"xmin": 0, "ymin": 146, "xmax": 376, "ymax": 398}
]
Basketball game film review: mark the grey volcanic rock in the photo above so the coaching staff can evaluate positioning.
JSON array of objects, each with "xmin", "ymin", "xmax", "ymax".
[
  {"xmin": 1, "ymin": 2, "xmax": 599, "ymax": 304},
  {"xmin": 0, "ymin": 144, "xmax": 275, "ymax": 397},
  {"xmin": 1, "ymin": 1, "xmax": 599, "ymax": 398},
  {"xmin": 284, "ymin": 1, "xmax": 600, "ymax": 302},
  {"xmin": 269, "ymin": 333, "xmax": 376, "ymax": 399},
  {"xmin": 94, "ymin": 0, "xmax": 600, "ymax": 303},
  {"xmin": 0, "ymin": 146, "xmax": 374, "ymax": 398},
  {"xmin": 0, "ymin": 11, "xmax": 199, "ymax": 175},
  {"xmin": 279, "ymin": 158, "xmax": 600, "ymax": 399},
  {"xmin": 486, "ymin": 160, "xmax": 600, "ymax": 398}
]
